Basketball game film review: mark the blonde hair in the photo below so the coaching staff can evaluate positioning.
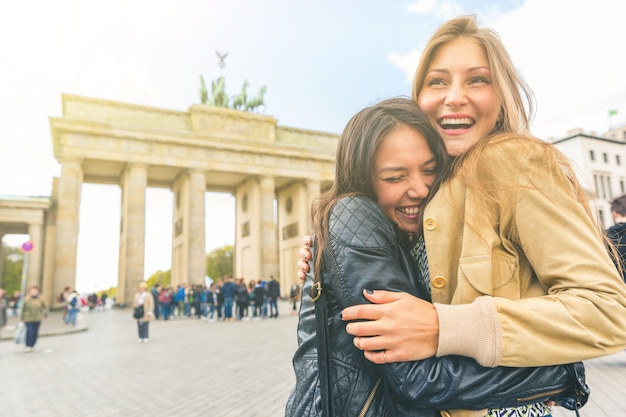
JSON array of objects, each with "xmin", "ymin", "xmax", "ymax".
[
  {"xmin": 413, "ymin": 15, "xmax": 615, "ymax": 256},
  {"xmin": 412, "ymin": 14, "xmax": 534, "ymax": 136}
]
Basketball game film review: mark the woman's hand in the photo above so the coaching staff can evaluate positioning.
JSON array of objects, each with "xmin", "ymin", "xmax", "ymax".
[
  {"xmin": 342, "ymin": 290, "xmax": 440, "ymax": 364},
  {"xmin": 297, "ymin": 236, "xmax": 313, "ymax": 281}
]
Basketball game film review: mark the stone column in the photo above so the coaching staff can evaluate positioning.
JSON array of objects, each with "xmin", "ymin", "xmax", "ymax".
[
  {"xmin": 260, "ymin": 176, "xmax": 278, "ymax": 279},
  {"xmin": 27, "ymin": 222, "xmax": 44, "ymax": 289},
  {"xmin": 0, "ymin": 226, "xmax": 5, "ymax": 289},
  {"xmin": 306, "ymin": 180, "xmax": 321, "ymax": 233},
  {"xmin": 188, "ymin": 169, "xmax": 206, "ymax": 284},
  {"xmin": 53, "ymin": 159, "xmax": 83, "ymax": 298},
  {"xmin": 43, "ymin": 178, "xmax": 58, "ymax": 307},
  {"xmin": 118, "ymin": 164, "xmax": 147, "ymax": 306}
]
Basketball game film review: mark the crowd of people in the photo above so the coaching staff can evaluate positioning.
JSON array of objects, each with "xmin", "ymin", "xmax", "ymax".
[{"xmin": 151, "ymin": 275, "xmax": 289, "ymax": 322}]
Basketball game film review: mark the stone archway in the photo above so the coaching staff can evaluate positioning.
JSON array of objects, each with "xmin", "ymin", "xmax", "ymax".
[
  {"xmin": 46, "ymin": 94, "xmax": 337, "ymax": 305},
  {"xmin": 0, "ymin": 197, "xmax": 51, "ymax": 302}
]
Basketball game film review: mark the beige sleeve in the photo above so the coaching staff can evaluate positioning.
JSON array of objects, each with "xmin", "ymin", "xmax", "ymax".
[{"xmin": 434, "ymin": 296, "xmax": 502, "ymax": 367}]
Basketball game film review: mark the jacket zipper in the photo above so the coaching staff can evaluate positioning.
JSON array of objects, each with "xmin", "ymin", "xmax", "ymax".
[
  {"xmin": 517, "ymin": 386, "xmax": 567, "ymax": 403},
  {"xmin": 358, "ymin": 377, "xmax": 382, "ymax": 417}
]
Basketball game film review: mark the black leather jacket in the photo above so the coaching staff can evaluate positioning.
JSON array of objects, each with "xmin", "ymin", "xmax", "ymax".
[{"xmin": 286, "ymin": 196, "xmax": 588, "ymax": 417}]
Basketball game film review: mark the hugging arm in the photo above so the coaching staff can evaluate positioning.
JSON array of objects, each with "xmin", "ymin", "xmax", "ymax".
[{"xmin": 325, "ymin": 196, "xmax": 588, "ymax": 411}]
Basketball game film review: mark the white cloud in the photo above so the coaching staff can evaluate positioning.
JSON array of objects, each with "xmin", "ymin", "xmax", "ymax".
[
  {"xmin": 407, "ymin": 0, "xmax": 465, "ymax": 19},
  {"xmin": 407, "ymin": 0, "xmax": 437, "ymax": 14},
  {"xmin": 490, "ymin": 0, "xmax": 626, "ymax": 138},
  {"xmin": 388, "ymin": 50, "xmax": 422, "ymax": 83}
]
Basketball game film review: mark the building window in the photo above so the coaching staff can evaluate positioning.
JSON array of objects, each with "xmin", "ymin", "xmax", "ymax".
[
  {"xmin": 590, "ymin": 150, "xmax": 595, "ymax": 161},
  {"xmin": 599, "ymin": 209, "xmax": 605, "ymax": 227},
  {"xmin": 594, "ymin": 174, "xmax": 599, "ymax": 197},
  {"xmin": 598, "ymin": 175, "xmax": 606, "ymax": 199},
  {"xmin": 621, "ymin": 180, "xmax": 625, "ymax": 194},
  {"xmin": 603, "ymin": 152, "xmax": 608, "ymax": 163},
  {"xmin": 617, "ymin": 155, "xmax": 621, "ymax": 165}
]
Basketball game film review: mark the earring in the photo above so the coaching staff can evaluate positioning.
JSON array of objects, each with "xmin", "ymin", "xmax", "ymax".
[{"xmin": 495, "ymin": 108, "xmax": 504, "ymax": 131}]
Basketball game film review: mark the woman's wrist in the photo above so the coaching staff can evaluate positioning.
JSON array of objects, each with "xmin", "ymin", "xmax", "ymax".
[{"xmin": 434, "ymin": 296, "xmax": 502, "ymax": 367}]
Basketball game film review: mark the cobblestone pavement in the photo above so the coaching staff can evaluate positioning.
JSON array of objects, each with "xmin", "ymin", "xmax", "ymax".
[
  {"xmin": 1, "ymin": 301, "xmax": 625, "ymax": 417},
  {"xmin": 1, "ymin": 301, "xmax": 298, "ymax": 417}
]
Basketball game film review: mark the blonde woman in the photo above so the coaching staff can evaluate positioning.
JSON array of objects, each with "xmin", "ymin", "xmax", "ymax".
[
  {"xmin": 300, "ymin": 15, "xmax": 626, "ymax": 417},
  {"xmin": 133, "ymin": 282, "xmax": 155, "ymax": 343}
]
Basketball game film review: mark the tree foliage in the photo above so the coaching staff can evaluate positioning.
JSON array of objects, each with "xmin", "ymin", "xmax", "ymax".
[
  {"xmin": 206, "ymin": 245, "xmax": 233, "ymax": 281},
  {"xmin": 146, "ymin": 270, "xmax": 171, "ymax": 288},
  {"xmin": 1, "ymin": 246, "xmax": 24, "ymax": 294}
]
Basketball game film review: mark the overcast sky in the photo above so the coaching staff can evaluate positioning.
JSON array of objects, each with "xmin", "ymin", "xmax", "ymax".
[{"xmin": 2, "ymin": 0, "xmax": 625, "ymax": 292}]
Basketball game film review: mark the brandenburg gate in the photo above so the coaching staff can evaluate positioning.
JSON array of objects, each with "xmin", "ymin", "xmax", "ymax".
[{"xmin": 0, "ymin": 94, "xmax": 337, "ymax": 305}]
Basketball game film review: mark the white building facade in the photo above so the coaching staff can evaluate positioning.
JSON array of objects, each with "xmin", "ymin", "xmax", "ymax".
[{"xmin": 552, "ymin": 126, "xmax": 626, "ymax": 228}]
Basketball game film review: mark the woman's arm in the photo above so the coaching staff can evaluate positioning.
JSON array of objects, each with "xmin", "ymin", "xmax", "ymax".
[{"xmin": 431, "ymin": 140, "xmax": 626, "ymax": 366}]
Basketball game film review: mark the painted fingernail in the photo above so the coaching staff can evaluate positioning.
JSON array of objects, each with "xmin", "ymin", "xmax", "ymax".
[{"xmin": 365, "ymin": 289, "xmax": 374, "ymax": 295}]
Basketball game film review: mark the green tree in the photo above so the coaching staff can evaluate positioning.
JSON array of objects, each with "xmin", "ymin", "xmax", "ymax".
[
  {"xmin": 206, "ymin": 245, "xmax": 233, "ymax": 281},
  {"xmin": 1, "ymin": 246, "xmax": 23, "ymax": 294},
  {"xmin": 146, "ymin": 270, "xmax": 171, "ymax": 288}
]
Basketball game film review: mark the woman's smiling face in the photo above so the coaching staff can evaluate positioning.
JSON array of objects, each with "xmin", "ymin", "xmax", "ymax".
[
  {"xmin": 372, "ymin": 124, "xmax": 437, "ymax": 235},
  {"xmin": 417, "ymin": 37, "xmax": 502, "ymax": 157}
]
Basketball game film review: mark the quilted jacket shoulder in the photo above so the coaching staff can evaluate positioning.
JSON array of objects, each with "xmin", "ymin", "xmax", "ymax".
[{"xmin": 329, "ymin": 196, "xmax": 396, "ymax": 249}]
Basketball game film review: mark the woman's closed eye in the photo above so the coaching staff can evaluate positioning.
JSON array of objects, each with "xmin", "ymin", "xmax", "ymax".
[{"xmin": 381, "ymin": 175, "xmax": 404, "ymax": 183}]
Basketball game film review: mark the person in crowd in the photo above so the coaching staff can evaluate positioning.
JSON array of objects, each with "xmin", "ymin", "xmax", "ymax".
[
  {"xmin": 199, "ymin": 284, "xmax": 208, "ymax": 318},
  {"xmin": 64, "ymin": 289, "xmax": 80, "ymax": 326},
  {"xmin": 0, "ymin": 288, "xmax": 7, "ymax": 339},
  {"xmin": 289, "ymin": 282, "xmax": 300, "ymax": 315},
  {"xmin": 297, "ymin": 15, "xmax": 626, "ymax": 416},
  {"xmin": 221, "ymin": 275, "xmax": 237, "ymax": 322},
  {"xmin": 185, "ymin": 284, "xmax": 193, "ymax": 317},
  {"xmin": 267, "ymin": 275, "xmax": 280, "ymax": 318},
  {"xmin": 9, "ymin": 290, "xmax": 20, "ymax": 317},
  {"xmin": 87, "ymin": 293, "xmax": 97, "ymax": 311},
  {"xmin": 174, "ymin": 284, "xmax": 185, "ymax": 319},
  {"xmin": 215, "ymin": 279, "xmax": 224, "ymax": 321},
  {"xmin": 235, "ymin": 278, "xmax": 250, "ymax": 320},
  {"xmin": 252, "ymin": 280, "xmax": 266, "ymax": 319},
  {"xmin": 287, "ymin": 97, "xmax": 587, "ymax": 416},
  {"xmin": 20, "ymin": 285, "xmax": 48, "ymax": 352},
  {"xmin": 151, "ymin": 285, "xmax": 161, "ymax": 319},
  {"xmin": 133, "ymin": 282, "xmax": 155, "ymax": 343},
  {"xmin": 100, "ymin": 292, "xmax": 108, "ymax": 310},
  {"xmin": 59, "ymin": 286, "xmax": 71, "ymax": 321},
  {"xmin": 192, "ymin": 284, "xmax": 203, "ymax": 319},
  {"xmin": 608, "ymin": 193, "xmax": 626, "ymax": 282},
  {"xmin": 247, "ymin": 280, "xmax": 256, "ymax": 315},
  {"xmin": 158, "ymin": 286, "xmax": 172, "ymax": 320},
  {"xmin": 204, "ymin": 283, "xmax": 216, "ymax": 322}
]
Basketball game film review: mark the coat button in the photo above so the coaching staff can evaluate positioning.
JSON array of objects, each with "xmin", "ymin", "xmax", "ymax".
[
  {"xmin": 424, "ymin": 217, "xmax": 437, "ymax": 230},
  {"xmin": 432, "ymin": 276, "xmax": 447, "ymax": 289}
]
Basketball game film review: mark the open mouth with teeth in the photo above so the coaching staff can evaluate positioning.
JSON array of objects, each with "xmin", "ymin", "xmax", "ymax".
[
  {"xmin": 439, "ymin": 117, "xmax": 474, "ymax": 130},
  {"xmin": 398, "ymin": 207, "xmax": 420, "ymax": 216}
]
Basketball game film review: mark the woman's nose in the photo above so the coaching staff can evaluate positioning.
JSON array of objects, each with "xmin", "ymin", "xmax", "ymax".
[
  {"xmin": 407, "ymin": 178, "xmax": 430, "ymax": 199},
  {"xmin": 444, "ymin": 83, "xmax": 467, "ymax": 107}
]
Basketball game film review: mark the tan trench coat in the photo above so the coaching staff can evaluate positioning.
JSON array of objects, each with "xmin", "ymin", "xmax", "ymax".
[{"xmin": 424, "ymin": 135, "xmax": 626, "ymax": 369}]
